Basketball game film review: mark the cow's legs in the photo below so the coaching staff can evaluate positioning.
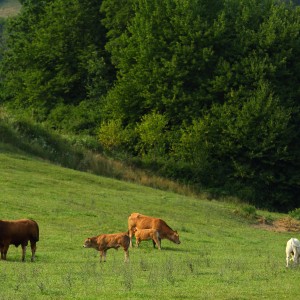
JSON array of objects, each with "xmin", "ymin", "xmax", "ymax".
[
  {"xmin": 100, "ymin": 250, "xmax": 107, "ymax": 262},
  {"xmin": 1, "ymin": 244, "xmax": 9, "ymax": 260},
  {"xmin": 153, "ymin": 237, "xmax": 162, "ymax": 248},
  {"xmin": 124, "ymin": 249, "xmax": 129, "ymax": 262},
  {"xmin": 21, "ymin": 245, "xmax": 27, "ymax": 262},
  {"xmin": 30, "ymin": 241, "xmax": 37, "ymax": 262},
  {"xmin": 286, "ymin": 254, "xmax": 290, "ymax": 267},
  {"xmin": 294, "ymin": 252, "xmax": 299, "ymax": 265},
  {"xmin": 154, "ymin": 238, "xmax": 161, "ymax": 250},
  {"xmin": 152, "ymin": 239, "xmax": 156, "ymax": 248},
  {"xmin": 129, "ymin": 229, "xmax": 134, "ymax": 248},
  {"xmin": 136, "ymin": 238, "xmax": 140, "ymax": 247}
]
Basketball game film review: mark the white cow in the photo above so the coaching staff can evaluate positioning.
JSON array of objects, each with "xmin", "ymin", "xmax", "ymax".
[{"xmin": 286, "ymin": 238, "xmax": 300, "ymax": 267}]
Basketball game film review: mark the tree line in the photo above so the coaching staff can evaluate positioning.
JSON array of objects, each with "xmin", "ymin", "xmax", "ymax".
[{"xmin": 0, "ymin": 0, "xmax": 299, "ymax": 211}]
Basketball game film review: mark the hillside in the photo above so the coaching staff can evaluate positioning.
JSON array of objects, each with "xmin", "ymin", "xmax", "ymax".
[
  {"xmin": 0, "ymin": 0, "xmax": 21, "ymax": 18},
  {"xmin": 1, "ymin": 0, "xmax": 299, "ymax": 211},
  {"xmin": 0, "ymin": 143, "xmax": 299, "ymax": 299}
]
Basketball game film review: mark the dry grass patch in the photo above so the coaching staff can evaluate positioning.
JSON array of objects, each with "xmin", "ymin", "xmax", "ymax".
[
  {"xmin": 254, "ymin": 217, "xmax": 300, "ymax": 232},
  {"xmin": 81, "ymin": 151, "xmax": 202, "ymax": 198},
  {"xmin": 0, "ymin": 0, "xmax": 21, "ymax": 18}
]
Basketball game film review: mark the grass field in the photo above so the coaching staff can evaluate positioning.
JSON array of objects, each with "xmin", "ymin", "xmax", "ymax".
[{"xmin": 0, "ymin": 143, "xmax": 299, "ymax": 299}]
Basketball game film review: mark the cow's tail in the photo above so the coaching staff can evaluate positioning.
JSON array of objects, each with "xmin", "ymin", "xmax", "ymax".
[
  {"xmin": 125, "ymin": 234, "xmax": 130, "ymax": 250},
  {"xmin": 32, "ymin": 220, "xmax": 39, "ymax": 242}
]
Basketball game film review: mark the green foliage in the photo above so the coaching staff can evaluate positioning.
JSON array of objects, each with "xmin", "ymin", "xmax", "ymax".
[
  {"xmin": 135, "ymin": 112, "xmax": 169, "ymax": 159},
  {"xmin": 289, "ymin": 208, "xmax": 300, "ymax": 220},
  {"xmin": 0, "ymin": 0, "xmax": 112, "ymax": 121},
  {"xmin": 102, "ymin": 0, "xmax": 222, "ymax": 125},
  {"xmin": 234, "ymin": 204, "xmax": 258, "ymax": 220},
  {"xmin": 1, "ymin": 0, "xmax": 300, "ymax": 211},
  {"xmin": 98, "ymin": 119, "xmax": 136, "ymax": 153},
  {"xmin": 47, "ymin": 100, "xmax": 102, "ymax": 134}
]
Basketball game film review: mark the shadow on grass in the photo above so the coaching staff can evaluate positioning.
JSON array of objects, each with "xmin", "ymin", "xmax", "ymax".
[{"xmin": 159, "ymin": 246, "xmax": 185, "ymax": 252}]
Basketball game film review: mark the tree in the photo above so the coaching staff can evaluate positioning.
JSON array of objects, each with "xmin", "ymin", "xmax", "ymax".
[
  {"xmin": 0, "ymin": 0, "xmax": 112, "ymax": 124},
  {"xmin": 101, "ymin": 0, "xmax": 223, "ymax": 125}
]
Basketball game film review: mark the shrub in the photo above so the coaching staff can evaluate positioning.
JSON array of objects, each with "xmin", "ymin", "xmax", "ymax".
[
  {"xmin": 289, "ymin": 208, "xmax": 300, "ymax": 220},
  {"xmin": 135, "ymin": 112, "xmax": 169, "ymax": 160},
  {"xmin": 234, "ymin": 204, "xmax": 257, "ymax": 220}
]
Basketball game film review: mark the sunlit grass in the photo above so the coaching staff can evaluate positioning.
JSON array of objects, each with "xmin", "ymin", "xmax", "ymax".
[{"xmin": 0, "ymin": 149, "xmax": 299, "ymax": 299}]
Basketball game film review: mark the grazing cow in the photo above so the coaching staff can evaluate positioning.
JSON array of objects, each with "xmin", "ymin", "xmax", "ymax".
[
  {"xmin": 128, "ymin": 213, "xmax": 180, "ymax": 248},
  {"xmin": 0, "ymin": 219, "xmax": 39, "ymax": 262},
  {"xmin": 83, "ymin": 232, "xmax": 130, "ymax": 262},
  {"xmin": 286, "ymin": 238, "xmax": 300, "ymax": 267},
  {"xmin": 134, "ymin": 228, "xmax": 161, "ymax": 250}
]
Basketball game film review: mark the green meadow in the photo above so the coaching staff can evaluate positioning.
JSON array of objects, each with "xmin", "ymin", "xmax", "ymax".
[{"xmin": 0, "ymin": 144, "xmax": 298, "ymax": 300}]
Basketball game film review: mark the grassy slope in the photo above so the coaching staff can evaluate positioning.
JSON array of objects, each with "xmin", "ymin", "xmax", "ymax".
[
  {"xmin": 0, "ymin": 0, "xmax": 21, "ymax": 18},
  {"xmin": 0, "ymin": 143, "xmax": 298, "ymax": 299}
]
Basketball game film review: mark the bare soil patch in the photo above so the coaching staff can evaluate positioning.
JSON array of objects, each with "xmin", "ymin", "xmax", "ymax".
[{"xmin": 254, "ymin": 217, "xmax": 300, "ymax": 232}]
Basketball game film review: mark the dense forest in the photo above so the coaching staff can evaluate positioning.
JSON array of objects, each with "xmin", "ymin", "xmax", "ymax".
[{"xmin": 0, "ymin": 0, "xmax": 299, "ymax": 212}]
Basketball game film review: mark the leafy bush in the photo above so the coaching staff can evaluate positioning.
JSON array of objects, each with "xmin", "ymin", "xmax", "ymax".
[
  {"xmin": 289, "ymin": 208, "xmax": 300, "ymax": 220},
  {"xmin": 135, "ymin": 112, "xmax": 169, "ymax": 160},
  {"xmin": 234, "ymin": 204, "xmax": 257, "ymax": 220}
]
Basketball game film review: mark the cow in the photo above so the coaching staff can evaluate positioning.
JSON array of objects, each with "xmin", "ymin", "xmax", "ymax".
[
  {"xmin": 0, "ymin": 219, "xmax": 39, "ymax": 262},
  {"xmin": 134, "ymin": 228, "xmax": 161, "ymax": 250},
  {"xmin": 83, "ymin": 232, "xmax": 130, "ymax": 262},
  {"xmin": 286, "ymin": 238, "xmax": 300, "ymax": 267},
  {"xmin": 128, "ymin": 213, "xmax": 180, "ymax": 249}
]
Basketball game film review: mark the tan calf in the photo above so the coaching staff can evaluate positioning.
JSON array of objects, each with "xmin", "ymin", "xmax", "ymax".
[
  {"xmin": 83, "ymin": 232, "xmax": 130, "ymax": 262},
  {"xmin": 134, "ymin": 228, "xmax": 161, "ymax": 250}
]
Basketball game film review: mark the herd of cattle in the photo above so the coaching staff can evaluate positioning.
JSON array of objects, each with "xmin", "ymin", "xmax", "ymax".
[
  {"xmin": 2, "ymin": 213, "xmax": 300, "ymax": 266},
  {"xmin": 0, "ymin": 213, "xmax": 181, "ymax": 263}
]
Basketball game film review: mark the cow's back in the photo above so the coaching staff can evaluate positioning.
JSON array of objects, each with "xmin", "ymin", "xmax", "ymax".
[
  {"xmin": 129, "ymin": 213, "xmax": 166, "ymax": 230},
  {"xmin": 97, "ymin": 233, "xmax": 130, "ymax": 250},
  {"xmin": 0, "ymin": 219, "xmax": 39, "ymax": 246}
]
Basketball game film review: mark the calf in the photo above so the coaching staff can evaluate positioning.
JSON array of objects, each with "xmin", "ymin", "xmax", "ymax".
[
  {"xmin": 286, "ymin": 238, "xmax": 300, "ymax": 267},
  {"xmin": 128, "ymin": 212, "xmax": 180, "ymax": 248},
  {"xmin": 0, "ymin": 219, "xmax": 39, "ymax": 262},
  {"xmin": 134, "ymin": 228, "xmax": 161, "ymax": 250},
  {"xmin": 83, "ymin": 232, "xmax": 130, "ymax": 262}
]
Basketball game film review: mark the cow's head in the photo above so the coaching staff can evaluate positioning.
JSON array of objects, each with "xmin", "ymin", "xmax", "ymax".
[
  {"xmin": 170, "ymin": 231, "xmax": 181, "ymax": 244},
  {"xmin": 83, "ymin": 238, "xmax": 93, "ymax": 248}
]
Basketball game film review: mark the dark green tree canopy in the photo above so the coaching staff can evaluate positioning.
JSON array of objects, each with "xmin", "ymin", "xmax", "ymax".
[{"xmin": 0, "ymin": 0, "xmax": 299, "ymax": 211}]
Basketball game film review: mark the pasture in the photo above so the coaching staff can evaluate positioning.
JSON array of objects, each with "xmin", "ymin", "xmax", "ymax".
[{"xmin": 0, "ymin": 144, "xmax": 298, "ymax": 299}]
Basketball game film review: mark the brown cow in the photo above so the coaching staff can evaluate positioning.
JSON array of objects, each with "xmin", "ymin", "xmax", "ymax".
[
  {"xmin": 134, "ymin": 228, "xmax": 161, "ymax": 250},
  {"xmin": 83, "ymin": 232, "xmax": 130, "ymax": 262},
  {"xmin": 0, "ymin": 219, "xmax": 39, "ymax": 262},
  {"xmin": 128, "ymin": 213, "xmax": 180, "ymax": 249}
]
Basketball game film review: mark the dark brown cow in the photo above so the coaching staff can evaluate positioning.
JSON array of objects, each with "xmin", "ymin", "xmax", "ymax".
[
  {"xmin": 83, "ymin": 232, "xmax": 130, "ymax": 262},
  {"xmin": 128, "ymin": 213, "xmax": 180, "ymax": 249},
  {"xmin": 0, "ymin": 219, "xmax": 39, "ymax": 262}
]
